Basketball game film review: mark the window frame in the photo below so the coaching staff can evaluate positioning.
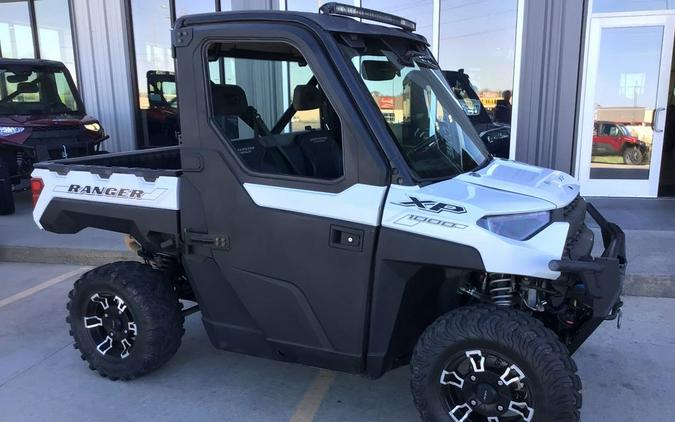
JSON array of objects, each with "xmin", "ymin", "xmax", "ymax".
[
  {"xmin": 200, "ymin": 37, "xmax": 355, "ymax": 187},
  {"xmin": 0, "ymin": 0, "xmax": 80, "ymax": 87}
]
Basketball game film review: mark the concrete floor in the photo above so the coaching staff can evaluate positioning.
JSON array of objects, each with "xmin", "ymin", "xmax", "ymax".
[{"xmin": 1, "ymin": 262, "xmax": 674, "ymax": 421}]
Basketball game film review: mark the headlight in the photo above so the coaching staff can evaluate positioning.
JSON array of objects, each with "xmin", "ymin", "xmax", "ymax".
[
  {"xmin": 0, "ymin": 126, "xmax": 25, "ymax": 136},
  {"xmin": 477, "ymin": 211, "xmax": 551, "ymax": 240},
  {"xmin": 84, "ymin": 122, "xmax": 102, "ymax": 133}
]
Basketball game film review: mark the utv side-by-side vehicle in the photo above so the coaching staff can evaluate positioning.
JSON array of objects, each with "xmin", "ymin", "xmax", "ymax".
[
  {"xmin": 30, "ymin": 4, "xmax": 625, "ymax": 421},
  {"xmin": 0, "ymin": 59, "xmax": 108, "ymax": 215}
]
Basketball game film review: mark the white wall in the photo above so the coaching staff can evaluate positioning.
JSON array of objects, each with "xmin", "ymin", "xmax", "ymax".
[{"xmin": 71, "ymin": 0, "xmax": 136, "ymax": 152}]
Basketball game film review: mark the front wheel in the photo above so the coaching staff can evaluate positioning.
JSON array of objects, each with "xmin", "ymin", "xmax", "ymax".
[
  {"xmin": 66, "ymin": 261, "xmax": 184, "ymax": 380},
  {"xmin": 622, "ymin": 146, "xmax": 644, "ymax": 165},
  {"xmin": 411, "ymin": 305, "xmax": 581, "ymax": 422}
]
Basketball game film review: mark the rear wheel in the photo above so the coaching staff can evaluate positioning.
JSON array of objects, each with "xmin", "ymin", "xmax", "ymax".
[
  {"xmin": 66, "ymin": 261, "xmax": 184, "ymax": 380},
  {"xmin": 411, "ymin": 305, "xmax": 581, "ymax": 422},
  {"xmin": 0, "ymin": 159, "xmax": 15, "ymax": 215}
]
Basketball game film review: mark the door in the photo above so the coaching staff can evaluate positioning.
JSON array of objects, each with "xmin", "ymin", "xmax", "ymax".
[
  {"xmin": 577, "ymin": 15, "xmax": 675, "ymax": 197},
  {"xmin": 175, "ymin": 25, "xmax": 390, "ymax": 372}
]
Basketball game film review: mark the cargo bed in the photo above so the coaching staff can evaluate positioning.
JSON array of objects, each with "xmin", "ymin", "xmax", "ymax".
[{"xmin": 32, "ymin": 146, "xmax": 182, "ymax": 252}]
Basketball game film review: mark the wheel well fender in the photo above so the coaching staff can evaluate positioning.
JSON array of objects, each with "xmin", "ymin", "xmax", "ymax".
[{"xmin": 365, "ymin": 228, "xmax": 484, "ymax": 378}]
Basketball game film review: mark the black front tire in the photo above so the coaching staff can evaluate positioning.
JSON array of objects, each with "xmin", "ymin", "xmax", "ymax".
[
  {"xmin": 622, "ymin": 146, "xmax": 644, "ymax": 165},
  {"xmin": 0, "ymin": 160, "xmax": 15, "ymax": 215},
  {"xmin": 411, "ymin": 305, "xmax": 581, "ymax": 422},
  {"xmin": 66, "ymin": 261, "xmax": 185, "ymax": 380}
]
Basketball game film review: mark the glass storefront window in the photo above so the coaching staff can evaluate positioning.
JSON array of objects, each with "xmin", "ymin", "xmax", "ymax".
[
  {"xmin": 284, "ymin": 0, "xmax": 331, "ymax": 13},
  {"xmin": 34, "ymin": 0, "xmax": 77, "ymax": 80},
  {"xmin": 437, "ymin": 0, "xmax": 518, "ymax": 158},
  {"xmin": 360, "ymin": 0, "xmax": 434, "ymax": 46},
  {"xmin": 0, "ymin": 1, "xmax": 35, "ymax": 59},
  {"xmin": 175, "ymin": 0, "xmax": 216, "ymax": 20},
  {"xmin": 589, "ymin": 26, "xmax": 662, "ymax": 180},
  {"xmin": 593, "ymin": 0, "xmax": 675, "ymax": 13},
  {"xmin": 131, "ymin": 0, "xmax": 174, "ymax": 147},
  {"xmin": 131, "ymin": 0, "xmax": 172, "ymax": 111}
]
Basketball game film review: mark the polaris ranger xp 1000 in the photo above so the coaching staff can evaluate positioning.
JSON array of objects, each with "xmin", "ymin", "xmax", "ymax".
[{"xmin": 30, "ymin": 4, "xmax": 625, "ymax": 422}]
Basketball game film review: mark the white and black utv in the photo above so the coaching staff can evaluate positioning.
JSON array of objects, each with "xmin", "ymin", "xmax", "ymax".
[{"xmin": 30, "ymin": 4, "xmax": 625, "ymax": 421}]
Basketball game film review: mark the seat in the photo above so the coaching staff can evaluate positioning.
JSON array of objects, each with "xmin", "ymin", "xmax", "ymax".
[
  {"xmin": 291, "ymin": 84, "xmax": 343, "ymax": 179},
  {"xmin": 211, "ymin": 83, "xmax": 305, "ymax": 175}
]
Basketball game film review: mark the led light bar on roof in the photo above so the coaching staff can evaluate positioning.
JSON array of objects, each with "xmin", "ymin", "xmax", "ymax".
[{"xmin": 319, "ymin": 2, "xmax": 416, "ymax": 32}]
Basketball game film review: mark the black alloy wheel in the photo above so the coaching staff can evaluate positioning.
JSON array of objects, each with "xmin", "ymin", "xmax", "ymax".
[
  {"xmin": 439, "ymin": 349, "xmax": 534, "ymax": 421},
  {"xmin": 67, "ymin": 261, "xmax": 184, "ymax": 380},
  {"xmin": 82, "ymin": 292, "xmax": 137, "ymax": 359},
  {"xmin": 411, "ymin": 305, "xmax": 581, "ymax": 422}
]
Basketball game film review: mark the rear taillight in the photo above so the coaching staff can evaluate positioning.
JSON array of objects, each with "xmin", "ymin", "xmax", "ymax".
[{"xmin": 31, "ymin": 178, "xmax": 44, "ymax": 207}]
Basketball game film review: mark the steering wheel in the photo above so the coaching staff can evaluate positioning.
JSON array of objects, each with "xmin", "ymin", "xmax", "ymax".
[{"xmin": 407, "ymin": 128, "xmax": 439, "ymax": 157}]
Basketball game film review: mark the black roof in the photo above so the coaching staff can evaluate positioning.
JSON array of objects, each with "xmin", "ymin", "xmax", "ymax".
[
  {"xmin": 175, "ymin": 10, "xmax": 428, "ymax": 45},
  {"xmin": 0, "ymin": 58, "xmax": 68, "ymax": 68}
]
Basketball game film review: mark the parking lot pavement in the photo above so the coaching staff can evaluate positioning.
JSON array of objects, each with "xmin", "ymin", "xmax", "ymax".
[{"xmin": 1, "ymin": 262, "xmax": 674, "ymax": 422}]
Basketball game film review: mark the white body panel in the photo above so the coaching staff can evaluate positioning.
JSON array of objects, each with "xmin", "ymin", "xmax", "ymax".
[
  {"xmin": 243, "ymin": 182, "xmax": 387, "ymax": 226},
  {"xmin": 32, "ymin": 168, "xmax": 179, "ymax": 229},
  {"xmin": 383, "ymin": 185, "xmax": 569, "ymax": 279},
  {"xmin": 455, "ymin": 158, "xmax": 579, "ymax": 208},
  {"xmin": 34, "ymin": 158, "xmax": 579, "ymax": 280},
  {"xmin": 381, "ymin": 160, "xmax": 580, "ymax": 279}
]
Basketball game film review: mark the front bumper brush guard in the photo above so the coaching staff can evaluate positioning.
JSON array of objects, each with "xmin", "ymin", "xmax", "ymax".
[{"xmin": 548, "ymin": 203, "xmax": 627, "ymax": 351}]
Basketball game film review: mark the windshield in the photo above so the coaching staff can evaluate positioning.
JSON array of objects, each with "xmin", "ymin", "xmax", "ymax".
[
  {"xmin": 341, "ymin": 37, "xmax": 489, "ymax": 180},
  {"xmin": 618, "ymin": 125, "xmax": 632, "ymax": 137},
  {"xmin": 0, "ymin": 67, "xmax": 80, "ymax": 115}
]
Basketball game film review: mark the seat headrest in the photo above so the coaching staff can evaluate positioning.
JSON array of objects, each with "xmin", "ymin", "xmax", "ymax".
[
  {"xmin": 293, "ymin": 84, "xmax": 322, "ymax": 111},
  {"xmin": 212, "ymin": 83, "xmax": 248, "ymax": 116}
]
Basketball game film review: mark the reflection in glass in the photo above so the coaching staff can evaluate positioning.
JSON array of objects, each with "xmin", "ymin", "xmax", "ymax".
[
  {"xmin": 437, "ymin": 0, "xmax": 517, "ymax": 124},
  {"xmin": 0, "ymin": 1, "xmax": 35, "ymax": 58},
  {"xmin": 0, "ymin": 66, "xmax": 79, "ymax": 114},
  {"xmin": 361, "ymin": 0, "xmax": 434, "ymax": 44},
  {"xmin": 34, "ymin": 0, "xmax": 77, "ymax": 80},
  {"xmin": 285, "ymin": 0, "xmax": 331, "ymax": 13},
  {"xmin": 131, "ymin": 0, "xmax": 172, "ymax": 110},
  {"xmin": 175, "ymin": 0, "xmax": 215, "ymax": 20},
  {"xmin": 593, "ymin": 0, "xmax": 675, "ymax": 13},
  {"xmin": 131, "ymin": 0, "xmax": 173, "ymax": 147},
  {"xmin": 589, "ymin": 26, "xmax": 662, "ymax": 180}
]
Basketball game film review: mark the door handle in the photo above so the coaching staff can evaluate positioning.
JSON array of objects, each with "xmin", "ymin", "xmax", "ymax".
[
  {"xmin": 653, "ymin": 107, "xmax": 666, "ymax": 133},
  {"xmin": 329, "ymin": 225, "xmax": 363, "ymax": 251},
  {"xmin": 184, "ymin": 229, "xmax": 230, "ymax": 249}
]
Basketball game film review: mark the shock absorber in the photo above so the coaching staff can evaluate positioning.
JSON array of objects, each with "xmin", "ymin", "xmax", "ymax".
[{"xmin": 487, "ymin": 274, "xmax": 514, "ymax": 306}]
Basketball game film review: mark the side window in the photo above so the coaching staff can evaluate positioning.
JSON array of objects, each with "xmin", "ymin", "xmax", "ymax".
[{"xmin": 206, "ymin": 41, "xmax": 344, "ymax": 180}]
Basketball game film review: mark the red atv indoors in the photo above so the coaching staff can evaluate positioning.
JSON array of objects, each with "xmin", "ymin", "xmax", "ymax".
[
  {"xmin": 0, "ymin": 58, "xmax": 107, "ymax": 215},
  {"xmin": 592, "ymin": 121, "xmax": 650, "ymax": 165}
]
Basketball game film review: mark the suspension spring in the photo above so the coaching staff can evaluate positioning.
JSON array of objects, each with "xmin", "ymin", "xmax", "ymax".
[{"xmin": 488, "ymin": 274, "xmax": 514, "ymax": 306}]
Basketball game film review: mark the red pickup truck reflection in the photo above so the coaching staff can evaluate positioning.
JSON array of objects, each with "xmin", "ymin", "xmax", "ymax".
[{"xmin": 593, "ymin": 121, "xmax": 649, "ymax": 165}]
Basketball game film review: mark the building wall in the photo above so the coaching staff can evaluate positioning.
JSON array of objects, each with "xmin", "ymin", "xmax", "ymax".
[
  {"xmin": 514, "ymin": 0, "xmax": 587, "ymax": 174},
  {"xmin": 71, "ymin": 0, "xmax": 136, "ymax": 152}
]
